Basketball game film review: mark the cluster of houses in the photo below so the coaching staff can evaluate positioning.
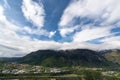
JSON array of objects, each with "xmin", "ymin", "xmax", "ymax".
[
  {"xmin": 2, "ymin": 69, "xmax": 27, "ymax": 74},
  {"xmin": 0, "ymin": 63, "xmax": 62, "ymax": 74},
  {"xmin": 102, "ymin": 71, "xmax": 120, "ymax": 76}
]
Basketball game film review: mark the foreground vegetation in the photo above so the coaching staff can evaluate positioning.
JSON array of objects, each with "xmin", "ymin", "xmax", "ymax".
[
  {"xmin": 0, "ymin": 62, "xmax": 120, "ymax": 80},
  {"xmin": 0, "ymin": 70, "xmax": 120, "ymax": 80}
]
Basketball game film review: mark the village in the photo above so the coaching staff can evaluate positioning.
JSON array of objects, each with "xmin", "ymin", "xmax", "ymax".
[
  {"xmin": 0, "ymin": 63, "xmax": 120, "ymax": 80},
  {"xmin": 0, "ymin": 63, "xmax": 68, "ymax": 74}
]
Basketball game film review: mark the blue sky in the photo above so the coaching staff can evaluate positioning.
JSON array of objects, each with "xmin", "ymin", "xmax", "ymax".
[{"xmin": 0, "ymin": 0, "xmax": 120, "ymax": 57}]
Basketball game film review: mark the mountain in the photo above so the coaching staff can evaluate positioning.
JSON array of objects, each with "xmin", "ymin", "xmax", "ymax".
[
  {"xmin": 19, "ymin": 49, "xmax": 113, "ymax": 67},
  {"xmin": 102, "ymin": 50, "xmax": 120, "ymax": 65}
]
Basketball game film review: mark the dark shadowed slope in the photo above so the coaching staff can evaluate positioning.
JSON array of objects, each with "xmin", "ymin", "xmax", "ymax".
[{"xmin": 19, "ymin": 49, "xmax": 112, "ymax": 67}]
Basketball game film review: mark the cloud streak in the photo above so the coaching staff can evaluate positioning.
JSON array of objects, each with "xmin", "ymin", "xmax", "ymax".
[
  {"xmin": 58, "ymin": 0, "xmax": 120, "ymax": 49},
  {"xmin": 59, "ymin": 0, "xmax": 120, "ymax": 37},
  {"xmin": 73, "ymin": 26, "xmax": 113, "ymax": 42},
  {"xmin": 22, "ymin": 0, "xmax": 45, "ymax": 28},
  {"xmin": 0, "ymin": 5, "xmax": 57, "ymax": 57}
]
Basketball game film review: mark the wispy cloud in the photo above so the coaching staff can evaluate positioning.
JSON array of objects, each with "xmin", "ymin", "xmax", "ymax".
[
  {"xmin": 59, "ymin": 0, "xmax": 120, "ymax": 37},
  {"xmin": 22, "ymin": 0, "xmax": 45, "ymax": 28},
  {"xmin": 21, "ymin": 0, "xmax": 56, "ymax": 38},
  {"xmin": 58, "ymin": 0, "xmax": 120, "ymax": 46},
  {"xmin": 100, "ymin": 36, "xmax": 120, "ymax": 48},
  {"xmin": 59, "ymin": 0, "xmax": 120, "ymax": 26},
  {"xmin": 73, "ymin": 26, "xmax": 113, "ymax": 42},
  {"xmin": 0, "ymin": 5, "xmax": 57, "ymax": 57},
  {"xmin": 19, "ymin": 26, "xmax": 55, "ymax": 38}
]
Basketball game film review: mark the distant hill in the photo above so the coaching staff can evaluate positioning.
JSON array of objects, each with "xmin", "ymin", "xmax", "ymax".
[
  {"xmin": 19, "ymin": 49, "xmax": 114, "ymax": 67},
  {"xmin": 0, "ymin": 57, "xmax": 20, "ymax": 62},
  {"xmin": 103, "ymin": 50, "xmax": 120, "ymax": 65}
]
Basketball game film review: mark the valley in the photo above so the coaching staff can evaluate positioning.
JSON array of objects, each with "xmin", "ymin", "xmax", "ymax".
[{"xmin": 0, "ymin": 49, "xmax": 120, "ymax": 80}]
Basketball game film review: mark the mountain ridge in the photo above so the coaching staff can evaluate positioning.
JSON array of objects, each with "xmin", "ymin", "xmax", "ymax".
[
  {"xmin": 18, "ymin": 49, "xmax": 116, "ymax": 67},
  {"xmin": 0, "ymin": 49, "xmax": 119, "ymax": 67}
]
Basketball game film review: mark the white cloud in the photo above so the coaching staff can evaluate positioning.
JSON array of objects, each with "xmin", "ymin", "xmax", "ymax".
[
  {"xmin": 59, "ymin": 42, "xmax": 120, "ymax": 51},
  {"xmin": 58, "ymin": 0, "xmax": 120, "ymax": 51},
  {"xmin": 100, "ymin": 36, "xmax": 120, "ymax": 48},
  {"xmin": 59, "ymin": 0, "xmax": 120, "ymax": 37},
  {"xmin": 0, "ymin": 5, "xmax": 58, "ymax": 57},
  {"xmin": 60, "ymin": 0, "xmax": 120, "ymax": 26},
  {"xmin": 20, "ymin": 26, "xmax": 56, "ymax": 38},
  {"xmin": 21, "ymin": 0, "xmax": 56, "ymax": 38},
  {"xmin": 101, "ymin": 36, "xmax": 120, "ymax": 42},
  {"xmin": 58, "ymin": 0, "xmax": 120, "ymax": 50},
  {"xmin": 73, "ymin": 26, "xmax": 113, "ymax": 42},
  {"xmin": 22, "ymin": 0, "xmax": 45, "ymax": 28},
  {"xmin": 49, "ymin": 31, "xmax": 56, "ymax": 38},
  {"xmin": 59, "ymin": 25, "xmax": 79, "ymax": 37}
]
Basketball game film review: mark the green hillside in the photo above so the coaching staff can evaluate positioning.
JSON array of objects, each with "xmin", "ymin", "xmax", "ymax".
[{"xmin": 19, "ymin": 49, "xmax": 111, "ymax": 67}]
